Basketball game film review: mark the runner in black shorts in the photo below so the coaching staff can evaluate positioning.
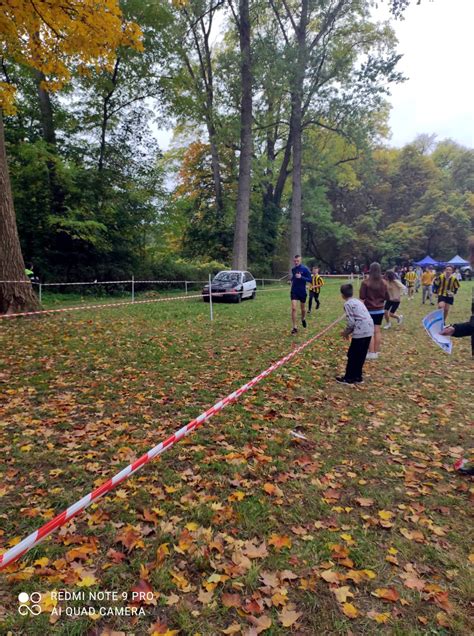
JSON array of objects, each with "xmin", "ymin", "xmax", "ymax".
[
  {"xmin": 385, "ymin": 299, "xmax": 400, "ymax": 314},
  {"xmin": 290, "ymin": 255, "xmax": 312, "ymax": 334},
  {"xmin": 433, "ymin": 265, "xmax": 460, "ymax": 322},
  {"xmin": 383, "ymin": 270, "xmax": 404, "ymax": 329}
]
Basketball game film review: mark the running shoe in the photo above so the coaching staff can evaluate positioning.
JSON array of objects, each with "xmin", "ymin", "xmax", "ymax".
[
  {"xmin": 291, "ymin": 327, "xmax": 298, "ymax": 335},
  {"xmin": 335, "ymin": 376, "xmax": 355, "ymax": 385},
  {"xmin": 397, "ymin": 315, "xmax": 404, "ymax": 325},
  {"xmin": 302, "ymin": 319, "xmax": 307, "ymax": 328},
  {"xmin": 383, "ymin": 322, "xmax": 391, "ymax": 329}
]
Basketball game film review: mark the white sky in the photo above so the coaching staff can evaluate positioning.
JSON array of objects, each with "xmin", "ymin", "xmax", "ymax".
[
  {"xmin": 379, "ymin": 0, "xmax": 474, "ymax": 148},
  {"xmin": 155, "ymin": 0, "xmax": 474, "ymax": 151}
]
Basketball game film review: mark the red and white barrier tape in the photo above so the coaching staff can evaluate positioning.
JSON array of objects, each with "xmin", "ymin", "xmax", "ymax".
[
  {"xmin": 0, "ymin": 316, "xmax": 343, "ymax": 570},
  {"xmin": 0, "ymin": 288, "xmax": 291, "ymax": 320},
  {"xmin": 0, "ymin": 294, "xmax": 203, "ymax": 319}
]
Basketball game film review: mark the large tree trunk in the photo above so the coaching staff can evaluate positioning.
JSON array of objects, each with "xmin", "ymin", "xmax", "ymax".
[
  {"xmin": 0, "ymin": 112, "xmax": 40, "ymax": 314},
  {"xmin": 232, "ymin": 0, "xmax": 252, "ymax": 270},
  {"xmin": 289, "ymin": 0, "xmax": 309, "ymax": 265}
]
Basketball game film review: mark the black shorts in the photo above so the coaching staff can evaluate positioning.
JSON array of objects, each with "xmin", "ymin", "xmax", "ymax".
[
  {"xmin": 384, "ymin": 300, "xmax": 400, "ymax": 313},
  {"xmin": 370, "ymin": 312, "xmax": 384, "ymax": 326},
  {"xmin": 438, "ymin": 295, "xmax": 454, "ymax": 305},
  {"xmin": 291, "ymin": 293, "xmax": 307, "ymax": 303}
]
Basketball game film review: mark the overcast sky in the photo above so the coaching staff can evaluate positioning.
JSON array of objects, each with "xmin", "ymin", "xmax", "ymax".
[{"xmin": 378, "ymin": 0, "xmax": 474, "ymax": 148}]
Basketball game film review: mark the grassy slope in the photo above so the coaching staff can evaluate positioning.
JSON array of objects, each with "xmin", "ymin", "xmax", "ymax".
[{"xmin": 0, "ymin": 280, "xmax": 472, "ymax": 635}]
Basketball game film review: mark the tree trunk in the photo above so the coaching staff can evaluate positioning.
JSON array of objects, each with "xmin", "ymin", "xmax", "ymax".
[
  {"xmin": 34, "ymin": 70, "xmax": 66, "ymax": 216},
  {"xmin": 206, "ymin": 115, "xmax": 225, "ymax": 217},
  {"xmin": 0, "ymin": 111, "xmax": 40, "ymax": 313},
  {"xmin": 34, "ymin": 70, "xmax": 56, "ymax": 145},
  {"xmin": 232, "ymin": 0, "xmax": 252, "ymax": 270},
  {"xmin": 289, "ymin": 0, "xmax": 309, "ymax": 265}
]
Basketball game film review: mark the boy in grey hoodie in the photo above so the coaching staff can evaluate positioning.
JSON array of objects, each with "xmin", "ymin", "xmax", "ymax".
[{"xmin": 336, "ymin": 284, "xmax": 374, "ymax": 385}]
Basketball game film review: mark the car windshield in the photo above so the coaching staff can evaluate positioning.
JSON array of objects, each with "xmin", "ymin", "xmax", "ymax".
[{"xmin": 213, "ymin": 272, "xmax": 240, "ymax": 283}]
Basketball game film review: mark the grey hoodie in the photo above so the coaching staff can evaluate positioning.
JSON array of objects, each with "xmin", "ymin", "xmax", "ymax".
[{"xmin": 344, "ymin": 298, "xmax": 375, "ymax": 339}]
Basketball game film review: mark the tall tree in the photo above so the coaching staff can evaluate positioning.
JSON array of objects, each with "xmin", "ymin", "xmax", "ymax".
[
  {"xmin": 0, "ymin": 0, "xmax": 142, "ymax": 312},
  {"xmin": 230, "ymin": 0, "xmax": 253, "ymax": 269}
]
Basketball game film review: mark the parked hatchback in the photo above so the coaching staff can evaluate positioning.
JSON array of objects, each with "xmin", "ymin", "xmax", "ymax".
[{"xmin": 202, "ymin": 270, "xmax": 257, "ymax": 303}]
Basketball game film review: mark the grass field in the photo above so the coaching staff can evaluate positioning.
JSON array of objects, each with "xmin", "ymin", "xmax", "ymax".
[{"xmin": 0, "ymin": 280, "xmax": 473, "ymax": 635}]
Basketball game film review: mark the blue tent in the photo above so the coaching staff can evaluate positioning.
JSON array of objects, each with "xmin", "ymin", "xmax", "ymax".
[
  {"xmin": 413, "ymin": 255, "xmax": 440, "ymax": 267},
  {"xmin": 447, "ymin": 254, "xmax": 469, "ymax": 267}
]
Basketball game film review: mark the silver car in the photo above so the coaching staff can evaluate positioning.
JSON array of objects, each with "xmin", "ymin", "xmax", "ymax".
[{"xmin": 202, "ymin": 270, "xmax": 257, "ymax": 303}]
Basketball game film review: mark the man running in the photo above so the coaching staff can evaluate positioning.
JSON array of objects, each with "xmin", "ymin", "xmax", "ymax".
[
  {"xmin": 433, "ymin": 264, "xmax": 460, "ymax": 322},
  {"xmin": 290, "ymin": 255, "xmax": 311, "ymax": 335}
]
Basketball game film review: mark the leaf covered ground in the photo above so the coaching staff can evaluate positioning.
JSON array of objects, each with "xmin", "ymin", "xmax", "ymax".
[{"xmin": 0, "ymin": 281, "xmax": 473, "ymax": 635}]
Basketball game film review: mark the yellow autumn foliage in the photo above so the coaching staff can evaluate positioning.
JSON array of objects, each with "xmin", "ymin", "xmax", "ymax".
[{"xmin": 0, "ymin": 0, "xmax": 143, "ymax": 113}]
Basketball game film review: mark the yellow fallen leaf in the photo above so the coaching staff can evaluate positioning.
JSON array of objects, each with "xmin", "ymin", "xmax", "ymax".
[
  {"xmin": 185, "ymin": 522, "xmax": 199, "ymax": 531},
  {"xmin": 436, "ymin": 612, "xmax": 450, "ymax": 627},
  {"xmin": 367, "ymin": 610, "xmax": 390, "ymax": 624},
  {"xmin": 342, "ymin": 602, "xmax": 359, "ymax": 619},
  {"xmin": 378, "ymin": 510, "xmax": 394, "ymax": 520},
  {"xmin": 332, "ymin": 586, "xmax": 353, "ymax": 603},
  {"xmin": 33, "ymin": 557, "xmax": 49, "ymax": 567},
  {"xmin": 76, "ymin": 572, "xmax": 98, "ymax": 587}
]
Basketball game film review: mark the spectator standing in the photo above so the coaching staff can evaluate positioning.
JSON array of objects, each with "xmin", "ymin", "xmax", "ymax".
[{"xmin": 359, "ymin": 262, "xmax": 390, "ymax": 359}]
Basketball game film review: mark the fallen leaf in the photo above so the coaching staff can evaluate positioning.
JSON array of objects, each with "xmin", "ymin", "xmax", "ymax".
[
  {"xmin": 355, "ymin": 497, "xmax": 374, "ymax": 507},
  {"xmin": 278, "ymin": 606, "xmax": 302, "ymax": 627},
  {"xmin": 367, "ymin": 610, "xmax": 390, "ymax": 623},
  {"xmin": 371, "ymin": 588, "xmax": 399, "ymax": 602},
  {"xmin": 221, "ymin": 624, "xmax": 241, "ymax": 635},
  {"xmin": 268, "ymin": 534, "xmax": 292, "ymax": 551},
  {"xmin": 320, "ymin": 570, "xmax": 341, "ymax": 583},
  {"xmin": 246, "ymin": 613, "xmax": 272, "ymax": 633},
  {"xmin": 332, "ymin": 586, "xmax": 353, "ymax": 603},
  {"xmin": 222, "ymin": 593, "xmax": 241, "ymax": 608},
  {"xmin": 342, "ymin": 602, "xmax": 359, "ymax": 619}
]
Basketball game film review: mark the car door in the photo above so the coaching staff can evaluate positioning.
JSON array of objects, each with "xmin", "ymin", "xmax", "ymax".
[{"xmin": 243, "ymin": 272, "xmax": 254, "ymax": 297}]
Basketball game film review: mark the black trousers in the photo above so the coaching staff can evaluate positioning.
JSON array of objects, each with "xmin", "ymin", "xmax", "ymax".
[
  {"xmin": 345, "ymin": 336, "xmax": 371, "ymax": 381},
  {"xmin": 309, "ymin": 290, "xmax": 320, "ymax": 311}
]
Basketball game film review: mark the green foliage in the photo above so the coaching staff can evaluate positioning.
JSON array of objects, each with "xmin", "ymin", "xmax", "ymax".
[{"xmin": 4, "ymin": 0, "xmax": 473, "ymax": 280}]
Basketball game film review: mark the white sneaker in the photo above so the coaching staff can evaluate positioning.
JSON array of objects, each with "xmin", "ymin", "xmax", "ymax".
[
  {"xmin": 383, "ymin": 322, "xmax": 391, "ymax": 330},
  {"xmin": 366, "ymin": 352, "xmax": 377, "ymax": 360},
  {"xmin": 397, "ymin": 315, "xmax": 404, "ymax": 325}
]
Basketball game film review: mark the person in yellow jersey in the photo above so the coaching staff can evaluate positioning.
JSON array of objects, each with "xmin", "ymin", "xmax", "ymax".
[
  {"xmin": 405, "ymin": 265, "xmax": 417, "ymax": 299},
  {"xmin": 421, "ymin": 267, "xmax": 436, "ymax": 305},
  {"xmin": 433, "ymin": 264, "xmax": 460, "ymax": 321},
  {"xmin": 308, "ymin": 266, "xmax": 324, "ymax": 314}
]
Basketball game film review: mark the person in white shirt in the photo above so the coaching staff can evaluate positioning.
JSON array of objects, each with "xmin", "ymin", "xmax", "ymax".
[{"xmin": 336, "ymin": 284, "xmax": 374, "ymax": 385}]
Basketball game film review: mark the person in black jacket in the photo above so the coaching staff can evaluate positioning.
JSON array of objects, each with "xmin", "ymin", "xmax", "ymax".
[{"xmin": 441, "ymin": 238, "xmax": 474, "ymax": 355}]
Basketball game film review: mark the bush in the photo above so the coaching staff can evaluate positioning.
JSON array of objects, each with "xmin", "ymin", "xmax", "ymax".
[{"xmin": 149, "ymin": 256, "xmax": 227, "ymax": 283}]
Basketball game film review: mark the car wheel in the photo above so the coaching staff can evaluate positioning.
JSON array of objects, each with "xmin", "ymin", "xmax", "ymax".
[
  {"xmin": 250, "ymin": 290, "xmax": 256, "ymax": 299},
  {"xmin": 236, "ymin": 293, "xmax": 242, "ymax": 303}
]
